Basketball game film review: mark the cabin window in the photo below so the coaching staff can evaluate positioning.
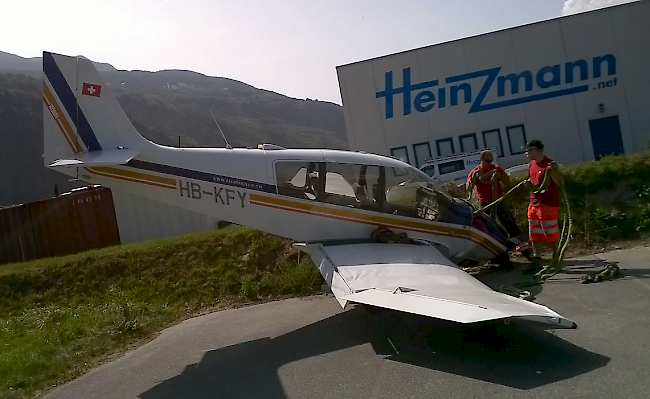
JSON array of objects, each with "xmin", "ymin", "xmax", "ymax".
[
  {"xmin": 323, "ymin": 163, "xmax": 382, "ymax": 210},
  {"xmin": 274, "ymin": 161, "xmax": 322, "ymax": 201},
  {"xmin": 459, "ymin": 133, "xmax": 478, "ymax": 153},
  {"xmin": 482, "ymin": 129, "xmax": 504, "ymax": 157},
  {"xmin": 506, "ymin": 124, "xmax": 527, "ymax": 155},
  {"xmin": 413, "ymin": 142, "xmax": 432, "ymax": 168},
  {"xmin": 436, "ymin": 138, "xmax": 455, "ymax": 157}
]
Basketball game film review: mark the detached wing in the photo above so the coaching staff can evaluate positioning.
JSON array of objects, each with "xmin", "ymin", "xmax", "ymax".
[{"xmin": 297, "ymin": 243, "xmax": 575, "ymax": 330}]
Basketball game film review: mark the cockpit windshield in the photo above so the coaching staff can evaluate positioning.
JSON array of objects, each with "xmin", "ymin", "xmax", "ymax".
[
  {"xmin": 274, "ymin": 160, "xmax": 468, "ymax": 225},
  {"xmin": 383, "ymin": 166, "xmax": 454, "ymax": 221}
]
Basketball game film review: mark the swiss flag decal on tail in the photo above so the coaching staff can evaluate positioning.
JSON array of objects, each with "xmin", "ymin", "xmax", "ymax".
[{"xmin": 82, "ymin": 83, "xmax": 101, "ymax": 97}]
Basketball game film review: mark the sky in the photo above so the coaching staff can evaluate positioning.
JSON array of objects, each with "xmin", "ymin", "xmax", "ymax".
[{"xmin": 1, "ymin": 0, "xmax": 638, "ymax": 104}]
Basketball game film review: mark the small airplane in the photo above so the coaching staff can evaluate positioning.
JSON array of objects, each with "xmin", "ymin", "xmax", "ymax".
[{"xmin": 42, "ymin": 52, "xmax": 576, "ymax": 330}]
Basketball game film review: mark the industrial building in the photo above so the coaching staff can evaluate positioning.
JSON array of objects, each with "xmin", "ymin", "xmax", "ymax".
[{"xmin": 336, "ymin": 1, "xmax": 650, "ymax": 169}]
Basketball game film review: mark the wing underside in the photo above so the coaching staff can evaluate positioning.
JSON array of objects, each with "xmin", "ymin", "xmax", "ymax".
[{"xmin": 296, "ymin": 242, "xmax": 576, "ymax": 330}]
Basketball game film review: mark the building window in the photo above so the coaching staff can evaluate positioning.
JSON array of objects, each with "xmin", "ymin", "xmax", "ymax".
[
  {"xmin": 436, "ymin": 138, "xmax": 455, "ymax": 157},
  {"xmin": 482, "ymin": 129, "xmax": 504, "ymax": 157},
  {"xmin": 390, "ymin": 146, "xmax": 410, "ymax": 164},
  {"xmin": 413, "ymin": 142, "xmax": 432, "ymax": 168},
  {"xmin": 506, "ymin": 124, "xmax": 527, "ymax": 155},
  {"xmin": 459, "ymin": 133, "xmax": 478, "ymax": 153}
]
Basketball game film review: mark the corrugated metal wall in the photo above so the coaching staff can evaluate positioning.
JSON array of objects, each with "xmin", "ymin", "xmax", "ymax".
[{"xmin": 0, "ymin": 187, "xmax": 120, "ymax": 264}]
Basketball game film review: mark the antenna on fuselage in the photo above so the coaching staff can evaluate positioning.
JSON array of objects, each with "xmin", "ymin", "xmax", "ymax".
[{"xmin": 209, "ymin": 110, "xmax": 232, "ymax": 150}]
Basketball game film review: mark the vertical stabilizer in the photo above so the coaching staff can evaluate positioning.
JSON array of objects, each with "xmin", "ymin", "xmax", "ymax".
[{"xmin": 43, "ymin": 52, "xmax": 150, "ymax": 167}]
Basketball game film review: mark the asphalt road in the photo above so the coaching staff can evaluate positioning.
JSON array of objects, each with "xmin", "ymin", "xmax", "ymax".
[{"xmin": 44, "ymin": 246, "xmax": 650, "ymax": 399}]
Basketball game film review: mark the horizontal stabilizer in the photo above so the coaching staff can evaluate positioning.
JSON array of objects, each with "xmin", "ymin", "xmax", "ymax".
[{"xmin": 49, "ymin": 148, "xmax": 139, "ymax": 168}]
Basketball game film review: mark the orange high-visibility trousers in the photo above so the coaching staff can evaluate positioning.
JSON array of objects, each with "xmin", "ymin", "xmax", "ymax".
[{"xmin": 528, "ymin": 203, "xmax": 560, "ymax": 242}]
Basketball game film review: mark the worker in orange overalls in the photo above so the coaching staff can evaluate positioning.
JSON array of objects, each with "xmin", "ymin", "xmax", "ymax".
[{"xmin": 524, "ymin": 140, "xmax": 561, "ymax": 270}]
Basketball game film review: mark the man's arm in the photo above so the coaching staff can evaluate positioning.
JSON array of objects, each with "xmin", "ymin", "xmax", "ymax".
[{"xmin": 548, "ymin": 163, "xmax": 561, "ymax": 185}]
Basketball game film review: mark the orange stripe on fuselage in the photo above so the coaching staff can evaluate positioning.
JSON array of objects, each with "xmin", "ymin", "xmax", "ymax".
[{"xmin": 86, "ymin": 166, "xmax": 177, "ymax": 189}]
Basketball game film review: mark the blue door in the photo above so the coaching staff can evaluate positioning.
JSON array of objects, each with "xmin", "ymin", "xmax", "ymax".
[{"xmin": 589, "ymin": 116, "xmax": 624, "ymax": 160}]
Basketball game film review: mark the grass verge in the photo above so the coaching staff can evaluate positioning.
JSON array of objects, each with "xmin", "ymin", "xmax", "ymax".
[{"xmin": 0, "ymin": 227, "xmax": 322, "ymax": 398}]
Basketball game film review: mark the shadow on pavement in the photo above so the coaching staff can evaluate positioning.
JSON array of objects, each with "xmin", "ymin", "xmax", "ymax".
[
  {"xmin": 140, "ymin": 306, "xmax": 609, "ymax": 399},
  {"xmin": 377, "ymin": 311, "xmax": 609, "ymax": 390}
]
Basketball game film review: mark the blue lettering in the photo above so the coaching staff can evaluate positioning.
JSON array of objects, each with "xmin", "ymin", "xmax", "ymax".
[
  {"xmin": 565, "ymin": 59, "xmax": 588, "ymax": 83},
  {"xmin": 414, "ymin": 90, "xmax": 435, "ymax": 112},
  {"xmin": 376, "ymin": 68, "xmax": 438, "ymax": 119},
  {"xmin": 437, "ymin": 87, "xmax": 446, "ymax": 108},
  {"xmin": 450, "ymin": 83, "xmax": 472, "ymax": 106},
  {"xmin": 536, "ymin": 65, "xmax": 561, "ymax": 89},
  {"xmin": 497, "ymin": 71, "xmax": 533, "ymax": 96},
  {"xmin": 593, "ymin": 54, "xmax": 616, "ymax": 78},
  {"xmin": 375, "ymin": 53, "xmax": 617, "ymax": 118}
]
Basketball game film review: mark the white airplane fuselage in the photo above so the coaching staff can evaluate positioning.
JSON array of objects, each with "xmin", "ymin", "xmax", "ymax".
[
  {"xmin": 53, "ymin": 144, "xmax": 506, "ymax": 264},
  {"xmin": 42, "ymin": 51, "xmax": 508, "ymax": 266}
]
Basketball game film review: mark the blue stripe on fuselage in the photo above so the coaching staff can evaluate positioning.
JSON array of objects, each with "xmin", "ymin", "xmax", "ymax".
[{"xmin": 126, "ymin": 159, "xmax": 277, "ymax": 193}]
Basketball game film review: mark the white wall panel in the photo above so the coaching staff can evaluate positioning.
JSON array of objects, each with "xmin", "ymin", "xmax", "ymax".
[
  {"xmin": 337, "ymin": 62, "xmax": 386, "ymax": 153},
  {"xmin": 611, "ymin": 1, "xmax": 650, "ymax": 151},
  {"xmin": 111, "ymin": 189, "xmax": 220, "ymax": 244}
]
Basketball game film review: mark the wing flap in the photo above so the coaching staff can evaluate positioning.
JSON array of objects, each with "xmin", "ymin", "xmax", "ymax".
[
  {"xmin": 298, "ymin": 242, "xmax": 576, "ymax": 329},
  {"xmin": 49, "ymin": 148, "xmax": 139, "ymax": 167}
]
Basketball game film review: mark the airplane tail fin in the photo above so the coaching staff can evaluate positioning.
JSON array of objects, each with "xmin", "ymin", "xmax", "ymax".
[{"xmin": 43, "ymin": 52, "xmax": 149, "ymax": 168}]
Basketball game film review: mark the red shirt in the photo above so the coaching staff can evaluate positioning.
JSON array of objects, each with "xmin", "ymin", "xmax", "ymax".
[
  {"xmin": 467, "ymin": 164, "xmax": 506, "ymax": 202},
  {"xmin": 529, "ymin": 156, "xmax": 560, "ymax": 207}
]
